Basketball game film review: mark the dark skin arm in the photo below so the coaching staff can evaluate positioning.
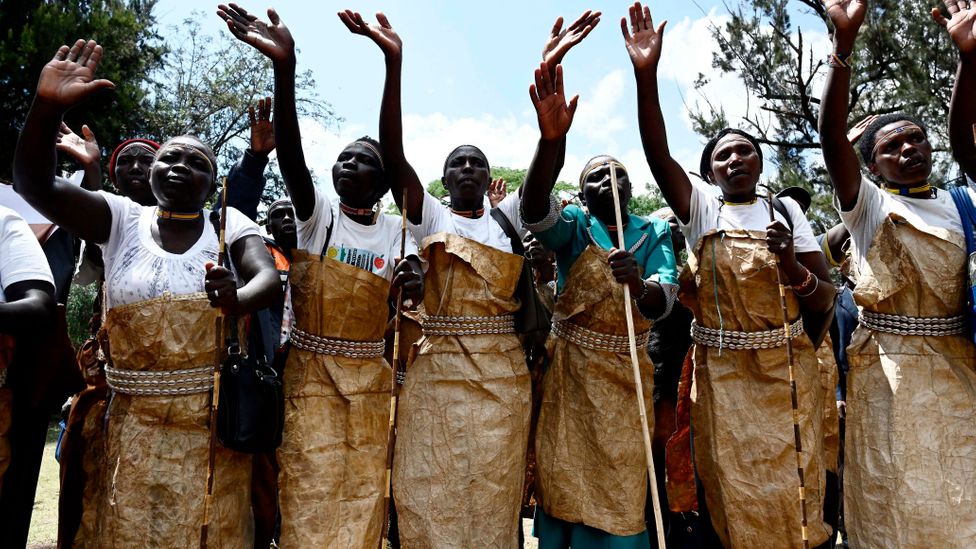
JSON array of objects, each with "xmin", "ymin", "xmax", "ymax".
[
  {"xmin": 767, "ymin": 220, "xmax": 836, "ymax": 313},
  {"xmin": 204, "ymin": 233, "xmax": 281, "ymax": 315},
  {"xmin": 608, "ymin": 249, "xmax": 668, "ymax": 319},
  {"xmin": 818, "ymin": 0, "xmax": 867, "ymax": 211},
  {"xmin": 56, "ymin": 122, "xmax": 102, "ymax": 191},
  {"xmin": 13, "ymin": 39, "xmax": 115, "ymax": 243},
  {"xmin": 391, "ymin": 256, "xmax": 424, "ymax": 308},
  {"xmin": 0, "ymin": 281, "xmax": 56, "ymax": 336},
  {"xmin": 217, "ymin": 5, "xmax": 316, "ymax": 222},
  {"xmin": 825, "ymin": 223, "xmax": 850, "ymax": 266},
  {"xmin": 937, "ymin": 1, "xmax": 976, "ymax": 180},
  {"xmin": 623, "ymin": 2, "xmax": 692, "ymax": 223}
]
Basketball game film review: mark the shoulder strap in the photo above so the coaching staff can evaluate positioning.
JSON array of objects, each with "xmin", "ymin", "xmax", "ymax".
[
  {"xmin": 770, "ymin": 197, "xmax": 795, "ymax": 233},
  {"xmin": 319, "ymin": 216, "xmax": 335, "ymax": 261},
  {"xmin": 490, "ymin": 208, "xmax": 524, "ymax": 256},
  {"xmin": 950, "ymin": 186, "xmax": 976, "ymax": 254}
]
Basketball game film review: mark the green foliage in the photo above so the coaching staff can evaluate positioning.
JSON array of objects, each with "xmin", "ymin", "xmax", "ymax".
[
  {"xmin": 66, "ymin": 282, "xmax": 98, "ymax": 349},
  {"xmin": 0, "ymin": 0, "xmax": 165, "ymax": 182}
]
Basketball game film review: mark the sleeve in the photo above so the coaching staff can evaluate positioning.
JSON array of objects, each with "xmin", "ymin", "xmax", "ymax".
[
  {"xmin": 496, "ymin": 190, "xmax": 527, "ymax": 239},
  {"xmin": 784, "ymin": 198, "xmax": 820, "ymax": 254},
  {"xmin": 408, "ymin": 190, "xmax": 451, "ymax": 243},
  {"xmin": 833, "ymin": 176, "xmax": 885, "ymax": 263},
  {"xmin": 677, "ymin": 182, "xmax": 718, "ymax": 253},
  {"xmin": 530, "ymin": 202, "xmax": 578, "ymax": 253},
  {"xmin": 0, "ymin": 210, "xmax": 55, "ymax": 294},
  {"xmin": 96, "ymin": 190, "xmax": 138, "ymax": 260},
  {"xmin": 224, "ymin": 206, "xmax": 263, "ymax": 245},
  {"xmin": 225, "ymin": 149, "xmax": 270, "ymax": 222},
  {"xmin": 642, "ymin": 219, "xmax": 680, "ymax": 321},
  {"xmin": 295, "ymin": 185, "xmax": 333, "ymax": 254}
]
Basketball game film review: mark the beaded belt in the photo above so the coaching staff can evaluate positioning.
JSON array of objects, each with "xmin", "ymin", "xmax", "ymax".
[
  {"xmin": 859, "ymin": 310, "xmax": 966, "ymax": 337},
  {"xmin": 551, "ymin": 319, "xmax": 650, "ymax": 353},
  {"xmin": 290, "ymin": 327, "xmax": 386, "ymax": 359},
  {"xmin": 692, "ymin": 318, "xmax": 804, "ymax": 350},
  {"xmin": 421, "ymin": 314, "xmax": 516, "ymax": 336},
  {"xmin": 104, "ymin": 364, "xmax": 213, "ymax": 396}
]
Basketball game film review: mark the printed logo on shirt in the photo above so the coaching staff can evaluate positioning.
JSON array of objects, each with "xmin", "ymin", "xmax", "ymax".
[{"xmin": 326, "ymin": 245, "xmax": 386, "ymax": 274}]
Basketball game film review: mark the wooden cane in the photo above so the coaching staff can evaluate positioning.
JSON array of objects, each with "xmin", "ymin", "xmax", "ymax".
[
  {"xmin": 608, "ymin": 164, "xmax": 666, "ymax": 548},
  {"xmin": 379, "ymin": 188, "xmax": 409, "ymax": 549},
  {"xmin": 767, "ymin": 191, "xmax": 810, "ymax": 549},
  {"xmin": 200, "ymin": 176, "xmax": 229, "ymax": 549}
]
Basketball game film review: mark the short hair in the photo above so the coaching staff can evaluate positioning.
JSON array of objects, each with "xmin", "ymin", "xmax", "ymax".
[
  {"xmin": 442, "ymin": 144, "xmax": 490, "ymax": 176},
  {"xmin": 857, "ymin": 113, "xmax": 928, "ymax": 165},
  {"xmin": 699, "ymin": 128, "xmax": 764, "ymax": 182}
]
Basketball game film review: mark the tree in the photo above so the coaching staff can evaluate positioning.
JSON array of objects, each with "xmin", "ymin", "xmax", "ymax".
[{"xmin": 0, "ymin": 0, "xmax": 164, "ymax": 182}]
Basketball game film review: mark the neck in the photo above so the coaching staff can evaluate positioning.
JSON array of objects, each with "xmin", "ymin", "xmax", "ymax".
[
  {"xmin": 339, "ymin": 201, "xmax": 376, "ymax": 225},
  {"xmin": 593, "ymin": 208, "xmax": 627, "ymax": 231},
  {"xmin": 449, "ymin": 197, "xmax": 485, "ymax": 217},
  {"xmin": 450, "ymin": 206, "xmax": 485, "ymax": 219},
  {"xmin": 156, "ymin": 207, "xmax": 203, "ymax": 221},
  {"xmin": 721, "ymin": 191, "xmax": 757, "ymax": 205},
  {"xmin": 883, "ymin": 180, "xmax": 934, "ymax": 198}
]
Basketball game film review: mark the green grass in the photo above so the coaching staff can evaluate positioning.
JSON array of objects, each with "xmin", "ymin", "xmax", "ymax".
[{"xmin": 27, "ymin": 421, "xmax": 60, "ymax": 548}]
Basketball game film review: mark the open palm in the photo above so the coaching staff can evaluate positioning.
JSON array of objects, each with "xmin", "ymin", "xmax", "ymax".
[
  {"xmin": 57, "ymin": 123, "xmax": 100, "ymax": 166},
  {"xmin": 824, "ymin": 0, "xmax": 867, "ymax": 34},
  {"xmin": 339, "ymin": 11, "xmax": 402, "ymax": 59},
  {"xmin": 934, "ymin": 2, "xmax": 976, "ymax": 55},
  {"xmin": 37, "ymin": 40, "xmax": 115, "ymax": 109},
  {"xmin": 542, "ymin": 11, "xmax": 601, "ymax": 66},
  {"xmin": 217, "ymin": 4, "xmax": 294, "ymax": 64},
  {"xmin": 530, "ymin": 62, "xmax": 579, "ymax": 141},
  {"xmin": 621, "ymin": 2, "xmax": 666, "ymax": 71}
]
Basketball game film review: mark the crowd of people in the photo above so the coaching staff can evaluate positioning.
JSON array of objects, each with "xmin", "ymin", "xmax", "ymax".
[{"xmin": 1, "ymin": 0, "xmax": 975, "ymax": 547}]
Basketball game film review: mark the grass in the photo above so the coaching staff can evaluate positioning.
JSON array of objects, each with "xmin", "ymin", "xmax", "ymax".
[{"xmin": 27, "ymin": 421, "xmax": 61, "ymax": 548}]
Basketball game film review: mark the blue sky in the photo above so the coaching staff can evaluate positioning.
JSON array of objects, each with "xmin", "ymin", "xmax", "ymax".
[{"xmin": 155, "ymin": 1, "xmax": 830, "ymax": 196}]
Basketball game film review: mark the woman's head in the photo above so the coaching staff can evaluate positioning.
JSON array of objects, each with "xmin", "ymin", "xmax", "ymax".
[
  {"xmin": 699, "ymin": 128, "xmax": 764, "ymax": 197},
  {"xmin": 332, "ymin": 136, "xmax": 388, "ymax": 208},
  {"xmin": 441, "ymin": 145, "xmax": 490, "ymax": 209},
  {"xmin": 150, "ymin": 135, "xmax": 218, "ymax": 212},
  {"xmin": 109, "ymin": 138, "xmax": 160, "ymax": 206},
  {"xmin": 578, "ymin": 155, "xmax": 632, "ymax": 219},
  {"xmin": 858, "ymin": 113, "xmax": 931, "ymax": 186}
]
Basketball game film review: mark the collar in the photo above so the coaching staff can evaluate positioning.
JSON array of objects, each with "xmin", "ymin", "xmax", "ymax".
[
  {"xmin": 450, "ymin": 207, "xmax": 485, "ymax": 219},
  {"xmin": 156, "ymin": 208, "xmax": 203, "ymax": 221},
  {"xmin": 883, "ymin": 183, "xmax": 934, "ymax": 198},
  {"xmin": 720, "ymin": 195, "xmax": 758, "ymax": 206}
]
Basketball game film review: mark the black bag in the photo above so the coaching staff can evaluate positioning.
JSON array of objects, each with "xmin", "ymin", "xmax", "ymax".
[{"xmin": 490, "ymin": 208, "xmax": 552, "ymax": 337}]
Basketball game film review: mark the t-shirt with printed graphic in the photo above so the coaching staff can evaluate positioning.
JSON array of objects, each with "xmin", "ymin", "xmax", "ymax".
[{"xmin": 296, "ymin": 186, "xmax": 419, "ymax": 281}]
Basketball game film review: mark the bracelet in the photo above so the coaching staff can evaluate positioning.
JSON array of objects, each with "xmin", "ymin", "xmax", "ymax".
[
  {"xmin": 796, "ymin": 276, "xmax": 820, "ymax": 298},
  {"xmin": 828, "ymin": 51, "xmax": 853, "ymax": 69},
  {"xmin": 789, "ymin": 268, "xmax": 814, "ymax": 292},
  {"xmin": 632, "ymin": 280, "xmax": 650, "ymax": 302}
]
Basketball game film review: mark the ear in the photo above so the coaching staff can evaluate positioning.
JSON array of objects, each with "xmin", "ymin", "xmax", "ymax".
[
  {"xmin": 577, "ymin": 191, "xmax": 586, "ymax": 205},
  {"xmin": 441, "ymin": 176, "xmax": 448, "ymax": 190},
  {"xmin": 868, "ymin": 162, "xmax": 881, "ymax": 178}
]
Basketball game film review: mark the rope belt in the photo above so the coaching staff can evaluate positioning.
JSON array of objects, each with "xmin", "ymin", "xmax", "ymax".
[
  {"xmin": 104, "ymin": 364, "xmax": 213, "ymax": 396},
  {"xmin": 692, "ymin": 318, "xmax": 804, "ymax": 350},
  {"xmin": 859, "ymin": 310, "xmax": 966, "ymax": 337},
  {"xmin": 421, "ymin": 314, "xmax": 516, "ymax": 336},
  {"xmin": 290, "ymin": 327, "xmax": 386, "ymax": 359},
  {"xmin": 551, "ymin": 319, "xmax": 651, "ymax": 353}
]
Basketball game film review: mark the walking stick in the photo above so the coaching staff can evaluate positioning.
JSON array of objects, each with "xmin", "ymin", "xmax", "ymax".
[
  {"xmin": 379, "ymin": 189, "xmax": 408, "ymax": 549},
  {"xmin": 608, "ymin": 164, "xmax": 666, "ymax": 548},
  {"xmin": 200, "ymin": 176, "xmax": 230, "ymax": 549},
  {"xmin": 767, "ymin": 191, "xmax": 810, "ymax": 549}
]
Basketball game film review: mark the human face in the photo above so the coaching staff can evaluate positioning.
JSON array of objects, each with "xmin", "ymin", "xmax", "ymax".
[
  {"xmin": 267, "ymin": 205, "xmax": 296, "ymax": 247},
  {"xmin": 115, "ymin": 146, "xmax": 157, "ymax": 206},
  {"xmin": 442, "ymin": 146, "xmax": 490, "ymax": 209},
  {"xmin": 149, "ymin": 139, "xmax": 214, "ymax": 212},
  {"xmin": 708, "ymin": 135, "xmax": 761, "ymax": 199},
  {"xmin": 332, "ymin": 142, "xmax": 384, "ymax": 208},
  {"xmin": 868, "ymin": 121, "xmax": 932, "ymax": 186},
  {"xmin": 580, "ymin": 162, "xmax": 632, "ymax": 221}
]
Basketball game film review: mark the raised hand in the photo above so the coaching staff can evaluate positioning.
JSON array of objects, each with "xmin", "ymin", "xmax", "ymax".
[
  {"xmin": 846, "ymin": 114, "xmax": 879, "ymax": 144},
  {"xmin": 824, "ymin": 0, "xmax": 867, "ymax": 37},
  {"xmin": 542, "ymin": 10, "xmax": 601, "ymax": 67},
  {"xmin": 621, "ymin": 2, "xmax": 666, "ymax": 72},
  {"xmin": 529, "ymin": 62, "xmax": 579, "ymax": 141},
  {"xmin": 488, "ymin": 178, "xmax": 507, "ymax": 208},
  {"xmin": 933, "ymin": 1, "xmax": 976, "ymax": 56},
  {"xmin": 217, "ymin": 4, "xmax": 295, "ymax": 64},
  {"xmin": 56, "ymin": 122, "xmax": 100, "ymax": 167},
  {"xmin": 249, "ymin": 96, "xmax": 275, "ymax": 155},
  {"xmin": 36, "ymin": 40, "xmax": 115, "ymax": 110},
  {"xmin": 338, "ymin": 10, "xmax": 402, "ymax": 60}
]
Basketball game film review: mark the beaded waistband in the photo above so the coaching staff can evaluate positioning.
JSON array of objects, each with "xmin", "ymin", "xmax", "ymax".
[
  {"xmin": 290, "ymin": 327, "xmax": 386, "ymax": 359},
  {"xmin": 692, "ymin": 318, "xmax": 804, "ymax": 350},
  {"xmin": 421, "ymin": 314, "xmax": 516, "ymax": 336},
  {"xmin": 858, "ymin": 310, "xmax": 966, "ymax": 337},
  {"xmin": 551, "ymin": 319, "xmax": 650, "ymax": 353},
  {"xmin": 105, "ymin": 364, "xmax": 213, "ymax": 396}
]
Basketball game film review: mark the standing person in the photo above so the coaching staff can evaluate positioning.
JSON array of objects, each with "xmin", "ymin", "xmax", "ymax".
[
  {"xmin": 217, "ymin": 5, "xmax": 425, "ymax": 547},
  {"xmin": 520, "ymin": 58, "xmax": 678, "ymax": 547},
  {"xmin": 819, "ymin": 1, "xmax": 976, "ymax": 546},
  {"xmin": 623, "ymin": 3, "xmax": 835, "ymax": 546},
  {"xmin": 13, "ymin": 39, "xmax": 281, "ymax": 547}
]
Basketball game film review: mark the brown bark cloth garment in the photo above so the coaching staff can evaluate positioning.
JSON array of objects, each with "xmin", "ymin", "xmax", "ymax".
[
  {"xmin": 0, "ymin": 334, "xmax": 13, "ymax": 493},
  {"xmin": 844, "ymin": 215, "xmax": 976, "ymax": 547},
  {"xmin": 393, "ymin": 233, "xmax": 531, "ymax": 548},
  {"xmin": 816, "ymin": 334, "xmax": 839, "ymax": 475},
  {"xmin": 98, "ymin": 293, "xmax": 252, "ymax": 548},
  {"xmin": 535, "ymin": 245, "xmax": 655, "ymax": 536},
  {"xmin": 277, "ymin": 249, "xmax": 392, "ymax": 547},
  {"xmin": 681, "ymin": 229, "xmax": 830, "ymax": 548}
]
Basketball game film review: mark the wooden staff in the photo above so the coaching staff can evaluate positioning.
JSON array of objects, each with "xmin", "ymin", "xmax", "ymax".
[
  {"xmin": 379, "ymin": 188, "xmax": 408, "ymax": 549},
  {"xmin": 608, "ymin": 164, "xmax": 666, "ymax": 547},
  {"xmin": 767, "ymin": 191, "xmax": 809, "ymax": 549},
  {"xmin": 200, "ymin": 176, "xmax": 230, "ymax": 549}
]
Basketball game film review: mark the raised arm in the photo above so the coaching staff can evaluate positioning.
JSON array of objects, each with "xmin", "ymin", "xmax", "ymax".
[
  {"xmin": 227, "ymin": 97, "xmax": 275, "ymax": 221},
  {"xmin": 936, "ymin": 1, "xmax": 976, "ymax": 180},
  {"xmin": 13, "ymin": 40, "xmax": 115, "ymax": 243},
  {"xmin": 218, "ymin": 5, "xmax": 316, "ymax": 221},
  {"xmin": 523, "ymin": 62, "xmax": 578, "ymax": 224},
  {"xmin": 338, "ymin": 11, "xmax": 424, "ymax": 223},
  {"xmin": 56, "ymin": 122, "xmax": 102, "ymax": 191},
  {"xmin": 623, "ymin": 2, "xmax": 692, "ymax": 223},
  {"xmin": 818, "ymin": 0, "xmax": 867, "ymax": 210}
]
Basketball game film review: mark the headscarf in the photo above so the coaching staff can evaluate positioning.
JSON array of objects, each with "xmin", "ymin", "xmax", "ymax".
[
  {"xmin": 108, "ymin": 138, "xmax": 160, "ymax": 183},
  {"xmin": 156, "ymin": 136, "xmax": 219, "ymax": 184}
]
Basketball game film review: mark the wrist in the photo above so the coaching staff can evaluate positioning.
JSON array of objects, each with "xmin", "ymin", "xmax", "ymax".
[
  {"xmin": 832, "ymin": 35, "xmax": 857, "ymax": 56},
  {"xmin": 960, "ymin": 50, "xmax": 976, "ymax": 66},
  {"xmin": 385, "ymin": 52, "xmax": 403, "ymax": 65}
]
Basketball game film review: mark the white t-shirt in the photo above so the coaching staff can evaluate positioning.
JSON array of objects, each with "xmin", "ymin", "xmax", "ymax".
[
  {"xmin": 409, "ymin": 189, "xmax": 526, "ymax": 253},
  {"xmin": 680, "ymin": 182, "xmax": 820, "ymax": 254},
  {"xmin": 297, "ymin": 186, "xmax": 418, "ymax": 281},
  {"xmin": 836, "ymin": 177, "xmax": 975, "ymax": 271},
  {"xmin": 98, "ymin": 191, "xmax": 261, "ymax": 309},
  {"xmin": 0, "ymin": 205, "xmax": 54, "ymax": 303}
]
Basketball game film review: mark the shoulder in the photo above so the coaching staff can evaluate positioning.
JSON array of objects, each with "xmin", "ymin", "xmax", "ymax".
[
  {"xmin": 224, "ymin": 206, "xmax": 261, "ymax": 240},
  {"xmin": 559, "ymin": 203, "xmax": 586, "ymax": 221},
  {"xmin": 0, "ymin": 205, "xmax": 24, "ymax": 227},
  {"xmin": 630, "ymin": 213, "xmax": 669, "ymax": 237}
]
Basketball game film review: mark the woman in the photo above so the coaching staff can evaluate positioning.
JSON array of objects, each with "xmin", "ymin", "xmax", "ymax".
[
  {"xmin": 623, "ymin": 3, "xmax": 836, "ymax": 546},
  {"xmin": 13, "ymin": 39, "xmax": 281, "ymax": 547},
  {"xmin": 217, "ymin": 5, "xmax": 424, "ymax": 547},
  {"xmin": 819, "ymin": 1, "xmax": 976, "ymax": 546},
  {"xmin": 520, "ymin": 59, "xmax": 678, "ymax": 547}
]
